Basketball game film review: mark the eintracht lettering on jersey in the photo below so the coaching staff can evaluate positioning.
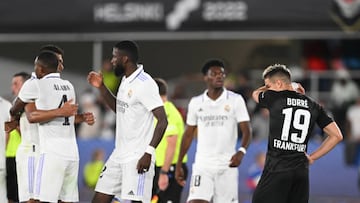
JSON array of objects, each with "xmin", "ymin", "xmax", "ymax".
[{"xmin": 273, "ymin": 139, "xmax": 307, "ymax": 152}]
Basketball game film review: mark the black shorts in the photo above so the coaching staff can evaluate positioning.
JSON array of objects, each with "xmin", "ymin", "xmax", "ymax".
[
  {"xmin": 6, "ymin": 157, "xmax": 19, "ymax": 202},
  {"xmin": 152, "ymin": 163, "xmax": 188, "ymax": 203},
  {"xmin": 252, "ymin": 167, "xmax": 309, "ymax": 203}
]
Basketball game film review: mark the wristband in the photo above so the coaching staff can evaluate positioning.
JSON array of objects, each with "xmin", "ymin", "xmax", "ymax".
[
  {"xmin": 238, "ymin": 147, "xmax": 247, "ymax": 155},
  {"xmin": 159, "ymin": 169, "xmax": 168, "ymax": 175},
  {"xmin": 145, "ymin": 145, "xmax": 155, "ymax": 155}
]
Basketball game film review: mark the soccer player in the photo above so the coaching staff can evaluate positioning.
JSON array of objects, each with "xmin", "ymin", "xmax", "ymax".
[
  {"xmin": 10, "ymin": 45, "xmax": 92, "ymax": 203},
  {"xmin": 175, "ymin": 59, "xmax": 252, "ymax": 203},
  {"xmin": 251, "ymin": 64, "xmax": 343, "ymax": 203},
  {"xmin": 14, "ymin": 51, "xmax": 80, "ymax": 203},
  {"xmin": 0, "ymin": 97, "xmax": 12, "ymax": 203},
  {"xmin": 87, "ymin": 40, "xmax": 168, "ymax": 203},
  {"xmin": 152, "ymin": 78, "xmax": 188, "ymax": 203},
  {"xmin": 7, "ymin": 72, "xmax": 31, "ymax": 203}
]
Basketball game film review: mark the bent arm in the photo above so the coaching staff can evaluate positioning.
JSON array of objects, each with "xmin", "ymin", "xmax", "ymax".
[
  {"xmin": 252, "ymin": 85, "xmax": 267, "ymax": 103},
  {"xmin": 25, "ymin": 101, "xmax": 78, "ymax": 123},
  {"xmin": 88, "ymin": 71, "xmax": 117, "ymax": 112},
  {"xmin": 9, "ymin": 98, "xmax": 26, "ymax": 119},
  {"xmin": 308, "ymin": 122, "xmax": 343, "ymax": 163}
]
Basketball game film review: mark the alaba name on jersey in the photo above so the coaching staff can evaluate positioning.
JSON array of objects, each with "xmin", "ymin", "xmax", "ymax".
[
  {"xmin": 18, "ymin": 73, "xmax": 78, "ymax": 161},
  {"xmin": 258, "ymin": 90, "xmax": 333, "ymax": 171},
  {"xmin": 187, "ymin": 89, "xmax": 250, "ymax": 168},
  {"xmin": 112, "ymin": 65, "xmax": 163, "ymax": 163}
]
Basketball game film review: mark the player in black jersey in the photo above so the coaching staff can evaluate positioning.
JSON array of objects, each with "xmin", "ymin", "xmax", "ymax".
[{"xmin": 251, "ymin": 64, "xmax": 343, "ymax": 203}]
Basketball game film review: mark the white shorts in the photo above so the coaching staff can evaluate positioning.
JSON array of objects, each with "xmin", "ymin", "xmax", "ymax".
[
  {"xmin": 0, "ymin": 169, "xmax": 7, "ymax": 203},
  {"xmin": 16, "ymin": 145, "xmax": 39, "ymax": 202},
  {"xmin": 95, "ymin": 158, "xmax": 154, "ymax": 202},
  {"xmin": 34, "ymin": 153, "xmax": 79, "ymax": 202},
  {"xmin": 187, "ymin": 164, "xmax": 239, "ymax": 203}
]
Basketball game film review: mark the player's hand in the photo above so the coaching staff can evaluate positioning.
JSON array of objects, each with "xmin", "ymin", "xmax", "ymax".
[
  {"xmin": 87, "ymin": 71, "xmax": 103, "ymax": 88},
  {"xmin": 137, "ymin": 153, "xmax": 151, "ymax": 174},
  {"xmin": 175, "ymin": 163, "xmax": 186, "ymax": 187},
  {"xmin": 292, "ymin": 82, "xmax": 306, "ymax": 95},
  {"xmin": 82, "ymin": 112, "xmax": 95, "ymax": 125},
  {"xmin": 305, "ymin": 153, "xmax": 315, "ymax": 165},
  {"xmin": 229, "ymin": 151, "xmax": 244, "ymax": 167},
  {"xmin": 158, "ymin": 173, "xmax": 169, "ymax": 191},
  {"xmin": 60, "ymin": 99, "xmax": 78, "ymax": 117},
  {"xmin": 4, "ymin": 120, "xmax": 19, "ymax": 133}
]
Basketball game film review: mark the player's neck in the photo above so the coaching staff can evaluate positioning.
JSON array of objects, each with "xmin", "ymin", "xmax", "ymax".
[
  {"xmin": 124, "ymin": 64, "xmax": 138, "ymax": 77},
  {"xmin": 206, "ymin": 87, "xmax": 223, "ymax": 100}
]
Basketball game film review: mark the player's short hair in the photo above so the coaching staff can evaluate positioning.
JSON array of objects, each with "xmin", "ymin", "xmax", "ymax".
[
  {"xmin": 201, "ymin": 59, "xmax": 225, "ymax": 75},
  {"xmin": 154, "ymin": 78, "xmax": 168, "ymax": 96},
  {"xmin": 40, "ymin": 44, "xmax": 64, "ymax": 56},
  {"xmin": 13, "ymin": 72, "xmax": 31, "ymax": 81},
  {"xmin": 36, "ymin": 51, "xmax": 59, "ymax": 71},
  {"xmin": 262, "ymin": 64, "xmax": 291, "ymax": 82},
  {"xmin": 114, "ymin": 40, "xmax": 139, "ymax": 63}
]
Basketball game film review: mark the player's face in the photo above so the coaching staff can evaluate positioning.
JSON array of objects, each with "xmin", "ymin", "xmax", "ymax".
[
  {"xmin": 34, "ymin": 57, "xmax": 44, "ymax": 79},
  {"xmin": 56, "ymin": 53, "xmax": 64, "ymax": 73},
  {"xmin": 11, "ymin": 76, "xmax": 25, "ymax": 96},
  {"xmin": 264, "ymin": 78, "xmax": 282, "ymax": 91},
  {"xmin": 205, "ymin": 66, "xmax": 226, "ymax": 88},
  {"xmin": 111, "ymin": 48, "xmax": 126, "ymax": 76}
]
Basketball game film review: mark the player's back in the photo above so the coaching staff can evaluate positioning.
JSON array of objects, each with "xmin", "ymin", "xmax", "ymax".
[
  {"xmin": 36, "ymin": 73, "xmax": 78, "ymax": 160},
  {"xmin": 259, "ymin": 90, "xmax": 332, "ymax": 171}
]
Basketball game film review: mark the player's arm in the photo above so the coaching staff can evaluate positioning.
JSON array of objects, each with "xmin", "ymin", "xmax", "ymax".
[
  {"xmin": 230, "ymin": 121, "xmax": 252, "ymax": 167},
  {"xmin": 175, "ymin": 125, "xmax": 196, "ymax": 186},
  {"xmin": 307, "ymin": 122, "xmax": 343, "ymax": 164},
  {"xmin": 25, "ymin": 100, "xmax": 78, "ymax": 123},
  {"xmin": 87, "ymin": 71, "xmax": 116, "ymax": 112},
  {"xmin": 9, "ymin": 97, "xmax": 26, "ymax": 119},
  {"xmin": 158, "ymin": 133, "xmax": 177, "ymax": 190},
  {"xmin": 137, "ymin": 106, "xmax": 168, "ymax": 174},
  {"xmin": 252, "ymin": 85, "xmax": 268, "ymax": 103}
]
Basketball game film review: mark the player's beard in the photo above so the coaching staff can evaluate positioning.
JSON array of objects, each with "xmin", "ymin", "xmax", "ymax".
[{"xmin": 114, "ymin": 65, "xmax": 125, "ymax": 77}]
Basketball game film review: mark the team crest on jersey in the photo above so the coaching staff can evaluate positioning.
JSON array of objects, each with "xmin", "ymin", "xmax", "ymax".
[
  {"xmin": 127, "ymin": 89, "xmax": 133, "ymax": 98},
  {"xmin": 224, "ymin": 105, "xmax": 230, "ymax": 112}
]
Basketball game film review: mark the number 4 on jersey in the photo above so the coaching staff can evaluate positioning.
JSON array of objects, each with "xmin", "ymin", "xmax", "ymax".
[{"xmin": 58, "ymin": 94, "xmax": 70, "ymax": 126}]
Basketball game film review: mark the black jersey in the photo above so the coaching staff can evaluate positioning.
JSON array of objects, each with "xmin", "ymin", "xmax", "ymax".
[{"xmin": 258, "ymin": 90, "xmax": 333, "ymax": 171}]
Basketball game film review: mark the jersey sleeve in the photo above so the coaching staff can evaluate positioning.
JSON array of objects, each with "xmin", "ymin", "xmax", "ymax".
[
  {"xmin": 186, "ymin": 98, "xmax": 197, "ymax": 126},
  {"xmin": 235, "ymin": 95, "xmax": 250, "ymax": 122},
  {"xmin": 258, "ymin": 90, "xmax": 276, "ymax": 108},
  {"xmin": 316, "ymin": 104, "xmax": 333, "ymax": 129},
  {"xmin": 137, "ymin": 79, "xmax": 163, "ymax": 111},
  {"xmin": 18, "ymin": 79, "xmax": 39, "ymax": 103}
]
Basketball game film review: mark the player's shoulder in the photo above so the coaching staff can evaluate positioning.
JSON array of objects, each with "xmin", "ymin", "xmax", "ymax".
[
  {"xmin": 226, "ymin": 89, "xmax": 245, "ymax": 100},
  {"xmin": 189, "ymin": 93, "xmax": 205, "ymax": 104}
]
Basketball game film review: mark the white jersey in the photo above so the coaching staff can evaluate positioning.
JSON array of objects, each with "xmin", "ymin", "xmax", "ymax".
[
  {"xmin": 0, "ymin": 97, "xmax": 12, "ymax": 169},
  {"xmin": 18, "ymin": 73, "xmax": 78, "ymax": 161},
  {"xmin": 186, "ymin": 89, "xmax": 250, "ymax": 168},
  {"xmin": 18, "ymin": 110, "xmax": 39, "ymax": 149},
  {"xmin": 112, "ymin": 65, "xmax": 163, "ymax": 163}
]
